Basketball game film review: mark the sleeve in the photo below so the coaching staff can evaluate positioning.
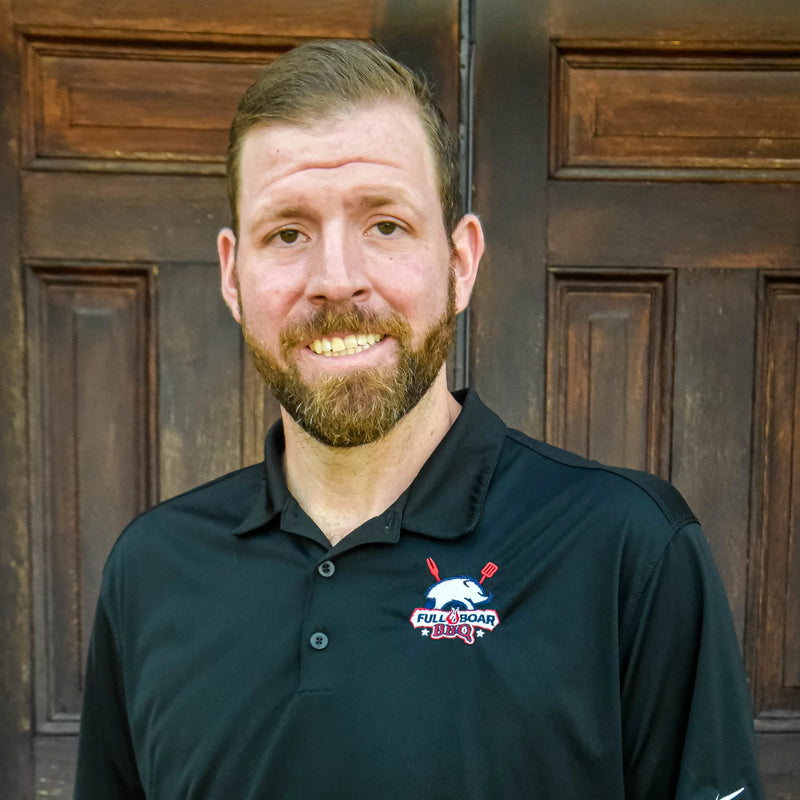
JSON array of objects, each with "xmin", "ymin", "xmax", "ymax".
[
  {"xmin": 620, "ymin": 522, "xmax": 763, "ymax": 800},
  {"xmin": 74, "ymin": 572, "xmax": 145, "ymax": 800}
]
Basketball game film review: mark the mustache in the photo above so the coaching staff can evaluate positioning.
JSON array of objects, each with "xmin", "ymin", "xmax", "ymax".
[{"xmin": 279, "ymin": 306, "xmax": 411, "ymax": 353}]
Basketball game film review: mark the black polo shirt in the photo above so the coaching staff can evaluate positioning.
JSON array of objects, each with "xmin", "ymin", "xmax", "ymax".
[{"xmin": 75, "ymin": 390, "xmax": 762, "ymax": 800}]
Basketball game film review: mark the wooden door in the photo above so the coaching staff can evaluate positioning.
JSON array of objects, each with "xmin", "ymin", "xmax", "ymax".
[
  {"xmin": 0, "ymin": 1, "xmax": 460, "ymax": 796},
  {"xmin": 471, "ymin": 1, "xmax": 800, "ymax": 797},
  {"xmin": 4, "ymin": 0, "xmax": 797, "ymax": 796}
]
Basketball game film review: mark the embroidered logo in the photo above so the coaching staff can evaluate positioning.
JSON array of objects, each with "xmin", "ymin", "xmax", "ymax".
[
  {"xmin": 409, "ymin": 557, "xmax": 500, "ymax": 645},
  {"xmin": 716, "ymin": 790, "xmax": 745, "ymax": 800}
]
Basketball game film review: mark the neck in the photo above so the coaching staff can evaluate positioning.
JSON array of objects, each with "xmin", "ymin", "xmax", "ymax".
[{"xmin": 282, "ymin": 372, "xmax": 461, "ymax": 545}]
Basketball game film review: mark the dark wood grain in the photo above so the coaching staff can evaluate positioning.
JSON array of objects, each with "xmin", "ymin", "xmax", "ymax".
[
  {"xmin": 33, "ymin": 736, "xmax": 77, "ymax": 799},
  {"xmin": 472, "ymin": 0, "xmax": 550, "ymax": 437},
  {"xmin": 5, "ymin": 0, "xmax": 800, "ymax": 795},
  {"xmin": 14, "ymin": 0, "xmax": 374, "ymax": 39},
  {"xmin": 7, "ymin": 4, "xmax": 462, "ymax": 794},
  {"xmin": 26, "ymin": 266, "xmax": 154, "ymax": 734},
  {"xmin": 476, "ymin": 1, "xmax": 800, "ymax": 793},
  {"xmin": 0, "ymin": 0, "xmax": 33, "ymax": 791},
  {"xmin": 21, "ymin": 32, "xmax": 286, "ymax": 172},
  {"xmin": 552, "ymin": 43, "xmax": 800, "ymax": 180},
  {"xmin": 158, "ymin": 262, "xmax": 243, "ymax": 500},
  {"xmin": 23, "ymin": 172, "xmax": 228, "ymax": 262},
  {"xmin": 751, "ymin": 275, "xmax": 800, "ymax": 723},
  {"xmin": 373, "ymin": 0, "xmax": 460, "ymax": 134},
  {"xmin": 549, "ymin": 181, "xmax": 800, "ymax": 270},
  {"xmin": 546, "ymin": 269, "xmax": 673, "ymax": 476},
  {"xmin": 758, "ymin": 732, "xmax": 800, "ymax": 800},
  {"xmin": 670, "ymin": 268, "xmax": 756, "ymax": 640}
]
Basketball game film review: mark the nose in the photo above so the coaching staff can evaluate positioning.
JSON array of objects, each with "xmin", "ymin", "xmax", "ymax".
[{"xmin": 305, "ymin": 224, "xmax": 371, "ymax": 306}]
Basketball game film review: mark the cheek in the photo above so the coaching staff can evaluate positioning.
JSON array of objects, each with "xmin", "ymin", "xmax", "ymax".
[
  {"xmin": 237, "ymin": 294, "xmax": 281, "ymax": 349},
  {"xmin": 409, "ymin": 273, "xmax": 453, "ymax": 325},
  {"xmin": 238, "ymin": 272, "xmax": 304, "ymax": 323},
  {"xmin": 372, "ymin": 252, "xmax": 451, "ymax": 312}
]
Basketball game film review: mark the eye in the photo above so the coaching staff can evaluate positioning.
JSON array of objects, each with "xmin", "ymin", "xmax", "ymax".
[
  {"xmin": 375, "ymin": 221, "xmax": 399, "ymax": 236},
  {"xmin": 277, "ymin": 229, "xmax": 301, "ymax": 244}
]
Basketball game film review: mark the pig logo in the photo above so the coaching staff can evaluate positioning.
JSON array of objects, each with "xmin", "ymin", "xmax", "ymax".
[{"xmin": 409, "ymin": 558, "xmax": 500, "ymax": 645}]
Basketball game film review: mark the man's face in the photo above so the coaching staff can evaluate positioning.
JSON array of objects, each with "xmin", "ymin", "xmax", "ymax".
[{"xmin": 219, "ymin": 101, "xmax": 476, "ymax": 447}]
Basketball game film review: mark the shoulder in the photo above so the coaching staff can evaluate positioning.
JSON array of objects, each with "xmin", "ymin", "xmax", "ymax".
[
  {"xmin": 491, "ymin": 427, "xmax": 715, "ymax": 641},
  {"xmin": 106, "ymin": 461, "xmax": 265, "ymax": 567},
  {"xmin": 499, "ymin": 427, "xmax": 697, "ymax": 534}
]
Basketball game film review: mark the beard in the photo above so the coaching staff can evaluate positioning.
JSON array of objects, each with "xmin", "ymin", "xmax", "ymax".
[{"xmin": 241, "ymin": 271, "xmax": 457, "ymax": 448}]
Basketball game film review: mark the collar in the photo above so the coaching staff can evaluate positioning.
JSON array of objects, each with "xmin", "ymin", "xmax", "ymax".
[{"xmin": 232, "ymin": 388, "xmax": 507, "ymax": 540}]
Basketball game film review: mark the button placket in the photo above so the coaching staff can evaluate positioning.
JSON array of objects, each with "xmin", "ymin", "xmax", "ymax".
[
  {"xmin": 308, "ymin": 563, "xmax": 333, "ymax": 653},
  {"xmin": 299, "ymin": 557, "xmax": 338, "ymax": 689}
]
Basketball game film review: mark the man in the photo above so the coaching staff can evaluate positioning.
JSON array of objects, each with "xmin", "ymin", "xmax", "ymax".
[{"xmin": 75, "ymin": 41, "xmax": 763, "ymax": 799}]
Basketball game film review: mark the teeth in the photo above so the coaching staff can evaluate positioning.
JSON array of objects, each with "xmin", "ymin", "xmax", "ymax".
[{"xmin": 309, "ymin": 334, "xmax": 384, "ymax": 357}]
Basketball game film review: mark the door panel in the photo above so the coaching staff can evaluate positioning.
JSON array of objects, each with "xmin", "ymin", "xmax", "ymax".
[
  {"xmin": 753, "ymin": 275, "xmax": 800, "ymax": 718},
  {"xmin": 26, "ymin": 266, "xmax": 154, "ymax": 734},
  {"xmin": 473, "ymin": 1, "xmax": 800, "ymax": 796},
  {"xmin": 546, "ymin": 268, "xmax": 674, "ymax": 477},
  {"xmin": 551, "ymin": 43, "xmax": 800, "ymax": 180},
  {"xmin": 21, "ymin": 33, "xmax": 275, "ymax": 170}
]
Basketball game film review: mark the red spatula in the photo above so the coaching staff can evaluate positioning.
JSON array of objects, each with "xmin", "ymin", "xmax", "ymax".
[{"xmin": 479, "ymin": 562, "xmax": 498, "ymax": 585}]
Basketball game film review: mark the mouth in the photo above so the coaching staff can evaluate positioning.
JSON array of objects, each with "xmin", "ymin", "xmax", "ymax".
[{"xmin": 308, "ymin": 333, "xmax": 385, "ymax": 358}]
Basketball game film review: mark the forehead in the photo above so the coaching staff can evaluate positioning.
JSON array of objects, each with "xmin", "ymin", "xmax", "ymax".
[{"xmin": 236, "ymin": 102, "xmax": 439, "ymax": 210}]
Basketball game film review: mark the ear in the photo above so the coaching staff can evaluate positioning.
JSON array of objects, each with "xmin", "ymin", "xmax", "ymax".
[
  {"xmin": 450, "ymin": 213, "xmax": 485, "ymax": 314},
  {"xmin": 218, "ymin": 227, "xmax": 241, "ymax": 324}
]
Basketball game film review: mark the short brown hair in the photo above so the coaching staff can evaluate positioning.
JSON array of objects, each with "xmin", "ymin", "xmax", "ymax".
[{"xmin": 226, "ymin": 39, "xmax": 461, "ymax": 237}]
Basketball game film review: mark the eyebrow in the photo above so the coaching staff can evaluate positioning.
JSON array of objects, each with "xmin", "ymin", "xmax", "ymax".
[
  {"xmin": 358, "ymin": 194, "xmax": 403, "ymax": 209},
  {"xmin": 246, "ymin": 205, "xmax": 310, "ymax": 239},
  {"xmin": 259, "ymin": 206, "xmax": 308, "ymax": 221},
  {"xmin": 346, "ymin": 191, "xmax": 424, "ymax": 219}
]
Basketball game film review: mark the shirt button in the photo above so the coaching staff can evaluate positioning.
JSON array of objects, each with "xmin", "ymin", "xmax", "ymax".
[
  {"xmin": 318, "ymin": 560, "xmax": 335, "ymax": 578},
  {"xmin": 310, "ymin": 632, "xmax": 329, "ymax": 650}
]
